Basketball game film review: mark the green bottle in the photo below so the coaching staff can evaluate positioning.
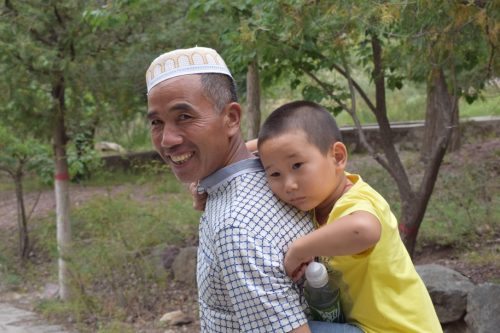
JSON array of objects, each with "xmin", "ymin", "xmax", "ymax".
[{"xmin": 304, "ymin": 261, "xmax": 345, "ymax": 323}]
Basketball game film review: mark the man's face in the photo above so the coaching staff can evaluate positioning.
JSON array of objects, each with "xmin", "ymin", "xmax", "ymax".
[{"xmin": 147, "ymin": 75, "xmax": 231, "ymax": 183}]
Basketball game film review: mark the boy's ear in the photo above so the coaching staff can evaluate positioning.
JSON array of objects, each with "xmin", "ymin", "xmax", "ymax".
[
  {"xmin": 223, "ymin": 102, "xmax": 242, "ymax": 137},
  {"xmin": 330, "ymin": 141, "xmax": 348, "ymax": 168}
]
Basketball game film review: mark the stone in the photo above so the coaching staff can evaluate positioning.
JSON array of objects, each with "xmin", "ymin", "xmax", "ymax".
[
  {"xmin": 162, "ymin": 245, "xmax": 181, "ymax": 270},
  {"xmin": 160, "ymin": 310, "xmax": 193, "ymax": 326},
  {"xmin": 42, "ymin": 283, "xmax": 59, "ymax": 300},
  {"xmin": 149, "ymin": 245, "xmax": 180, "ymax": 278},
  {"xmin": 95, "ymin": 141, "xmax": 126, "ymax": 153},
  {"xmin": 172, "ymin": 246, "xmax": 197, "ymax": 287},
  {"xmin": 0, "ymin": 302, "xmax": 72, "ymax": 332},
  {"xmin": 465, "ymin": 283, "xmax": 500, "ymax": 333},
  {"xmin": 416, "ymin": 264, "xmax": 474, "ymax": 324}
]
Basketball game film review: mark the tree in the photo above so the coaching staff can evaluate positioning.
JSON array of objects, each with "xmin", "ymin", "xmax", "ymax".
[
  {"xmin": 241, "ymin": 1, "xmax": 498, "ymax": 256},
  {"xmin": 1, "ymin": 0, "xmax": 158, "ymax": 300},
  {"xmin": 0, "ymin": 125, "xmax": 49, "ymax": 260},
  {"xmin": 188, "ymin": 1, "xmax": 273, "ymax": 140}
]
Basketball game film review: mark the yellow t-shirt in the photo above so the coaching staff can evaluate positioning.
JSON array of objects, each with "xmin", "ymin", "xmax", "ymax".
[{"xmin": 318, "ymin": 173, "xmax": 442, "ymax": 333}]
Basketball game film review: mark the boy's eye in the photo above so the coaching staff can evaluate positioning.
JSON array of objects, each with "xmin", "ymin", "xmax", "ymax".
[
  {"xmin": 269, "ymin": 171, "xmax": 280, "ymax": 178},
  {"xmin": 292, "ymin": 162, "xmax": 303, "ymax": 170}
]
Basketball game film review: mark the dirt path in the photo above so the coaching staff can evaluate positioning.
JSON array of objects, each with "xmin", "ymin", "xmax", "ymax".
[
  {"xmin": 0, "ymin": 302, "xmax": 72, "ymax": 333},
  {"xmin": 0, "ymin": 184, "xmax": 143, "ymax": 230}
]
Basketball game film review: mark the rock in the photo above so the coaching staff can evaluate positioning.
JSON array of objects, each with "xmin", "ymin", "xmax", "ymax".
[
  {"xmin": 149, "ymin": 245, "xmax": 180, "ymax": 278},
  {"xmin": 465, "ymin": 283, "xmax": 500, "ymax": 333},
  {"xmin": 42, "ymin": 283, "xmax": 59, "ymax": 299},
  {"xmin": 0, "ymin": 302, "xmax": 72, "ymax": 332},
  {"xmin": 172, "ymin": 246, "xmax": 197, "ymax": 287},
  {"xmin": 162, "ymin": 245, "xmax": 181, "ymax": 270},
  {"xmin": 416, "ymin": 264, "xmax": 474, "ymax": 324},
  {"xmin": 160, "ymin": 310, "xmax": 193, "ymax": 326},
  {"xmin": 95, "ymin": 141, "xmax": 126, "ymax": 153},
  {"xmin": 442, "ymin": 318, "xmax": 467, "ymax": 333}
]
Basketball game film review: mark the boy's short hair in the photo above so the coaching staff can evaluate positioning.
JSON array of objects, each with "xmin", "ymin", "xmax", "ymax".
[{"xmin": 258, "ymin": 100, "xmax": 342, "ymax": 155}]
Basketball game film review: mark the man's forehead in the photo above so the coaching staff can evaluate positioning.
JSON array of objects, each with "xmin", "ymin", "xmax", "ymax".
[{"xmin": 148, "ymin": 74, "xmax": 202, "ymax": 93}]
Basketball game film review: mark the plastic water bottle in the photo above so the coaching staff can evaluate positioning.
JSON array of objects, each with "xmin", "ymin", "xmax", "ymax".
[{"xmin": 304, "ymin": 261, "xmax": 345, "ymax": 323}]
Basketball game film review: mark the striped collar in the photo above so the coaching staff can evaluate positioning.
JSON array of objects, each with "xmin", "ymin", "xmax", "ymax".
[{"xmin": 199, "ymin": 158, "xmax": 263, "ymax": 194}]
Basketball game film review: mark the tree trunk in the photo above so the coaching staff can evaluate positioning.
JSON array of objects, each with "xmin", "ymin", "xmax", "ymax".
[
  {"xmin": 400, "ymin": 68, "xmax": 457, "ymax": 256},
  {"xmin": 369, "ymin": 36, "xmax": 458, "ymax": 257},
  {"xmin": 245, "ymin": 56, "xmax": 261, "ymax": 140},
  {"xmin": 370, "ymin": 35, "xmax": 413, "ymax": 198},
  {"xmin": 14, "ymin": 168, "xmax": 29, "ymax": 260},
  {"xmin": 421, "ymin": 77, "xmax": 460, "ymax": 160},
  {"xmin": 448, "ymin": 107, "xmax": 460, "ymax": 152},
  {"xmin": 52, "ymin": 73, "xmax": 72, "ymax": 301}
]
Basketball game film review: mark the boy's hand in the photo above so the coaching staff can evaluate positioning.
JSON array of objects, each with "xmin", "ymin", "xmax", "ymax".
[
  {"xmin": 284, "ymin": 240, "xmax": 313, "ymax": 282},
  {"xmin": 246, "ymin": 139, "xmax": 258, "ymax": 154},
  {"xmin": 189, "ymin": 182, "xmax": 207, "ymax": 211}
]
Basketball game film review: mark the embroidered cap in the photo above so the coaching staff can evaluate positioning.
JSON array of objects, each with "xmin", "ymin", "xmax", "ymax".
[{"xmin": 145, "ymin": 47, "xmax": 233, "ymax": 93}]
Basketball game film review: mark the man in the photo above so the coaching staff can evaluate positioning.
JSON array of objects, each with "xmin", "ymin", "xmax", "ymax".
[{"xmin": 145, "ymin": 47, "xmax": 315, "ymax": 332}]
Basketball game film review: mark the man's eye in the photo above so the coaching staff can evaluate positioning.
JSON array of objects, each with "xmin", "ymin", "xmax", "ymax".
[
  {"xmin": 292, "ymin": 163, "xmax": 303, "ymax": 170},
  {"xmin": 178, "ymin": 114, "xmax": 192, "ymax": 121},
  {"xmin": 150, "ymin": 119, "xmax": 161, "ymax": 127}
]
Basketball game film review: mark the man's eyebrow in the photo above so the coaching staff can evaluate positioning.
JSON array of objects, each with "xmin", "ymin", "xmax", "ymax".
[
  {"xmin": 147, "ymin": 103, "xmax": 193, "ymax": 119},
  {"xmin": 146, "ymin": 111, "xmax": 158, "ymax": 120}
]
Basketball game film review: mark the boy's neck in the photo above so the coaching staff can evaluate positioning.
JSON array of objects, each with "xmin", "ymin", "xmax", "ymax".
[{"xmin": 314, "ymin": 176, "xmax": 353, "ymax": 225}]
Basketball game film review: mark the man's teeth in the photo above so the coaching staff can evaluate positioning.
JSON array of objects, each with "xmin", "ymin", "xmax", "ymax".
[{"xmin": 170, "ymin": 152, "xmax": 193, "ymax": 164}]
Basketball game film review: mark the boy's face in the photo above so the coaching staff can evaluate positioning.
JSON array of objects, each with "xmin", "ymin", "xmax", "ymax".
[{"xmin": 259, "ymin": 130, "xmax": 347, "ymax": 213}]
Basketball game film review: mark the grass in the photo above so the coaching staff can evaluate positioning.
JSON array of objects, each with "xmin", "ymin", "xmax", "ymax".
[
  {"xmin": 99, "ymin": 75, "xmax": 499, "ymax": 151},
  {"xmin": 348, "ymin": 147, "xmax": 499, "ymax": 251},
  {"xmin": 0, "ymin": 167, "xmax": 200, "ymax": 332},
  {"xmin": 0, "ymin": 133, "xmax": 498, "ymax": 331}
]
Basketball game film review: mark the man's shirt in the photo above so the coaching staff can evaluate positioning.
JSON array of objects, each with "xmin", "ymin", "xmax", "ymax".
[{"xmin": 198, "ymin": 158, "xmax": 314, "ymax": 332}]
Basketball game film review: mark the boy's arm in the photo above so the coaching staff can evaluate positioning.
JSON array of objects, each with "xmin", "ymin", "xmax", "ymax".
[{"xmin": 284, "ymin": 211, "xmax": 381, "ymax": 280}]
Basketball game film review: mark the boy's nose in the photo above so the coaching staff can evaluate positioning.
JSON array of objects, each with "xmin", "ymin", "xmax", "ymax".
[{"xmin": 285, "ymin": 178, "xmax": 298, "ymax": 193}]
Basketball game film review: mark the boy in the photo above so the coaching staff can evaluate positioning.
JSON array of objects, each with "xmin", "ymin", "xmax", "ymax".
[{"xmin": 256, "ymin": 100, "xmax": 442, "ymax": 333}]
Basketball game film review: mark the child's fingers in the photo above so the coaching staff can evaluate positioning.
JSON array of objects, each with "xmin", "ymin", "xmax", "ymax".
[
  {"xmin": 189, "ymin": 182, "xmax": 208, "ymax": 211},
  {"xmin": 292, "ymin": 264, "xmax": 307, "ymax": 282}
]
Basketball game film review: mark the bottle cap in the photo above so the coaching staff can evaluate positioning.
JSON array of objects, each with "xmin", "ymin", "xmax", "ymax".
[{"xmin": 305, "ymin": 262, "xmax": 329, "ymax": 288}]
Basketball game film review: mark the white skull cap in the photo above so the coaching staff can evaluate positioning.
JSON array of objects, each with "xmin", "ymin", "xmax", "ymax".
[{"xmin": 145, "ymin": 47, "xmax": 233, "ymax": 93}]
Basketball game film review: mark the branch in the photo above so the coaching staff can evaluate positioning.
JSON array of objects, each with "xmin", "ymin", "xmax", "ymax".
[
  {"xmin": 29, "ymin": 28, "xmax": 55, "ymax": 46},
  {"xmin": 302, "ymin": 66, "xmax": 393, "ymax": 173},
  {"xmin": 341, "ymin": 56, "xmax": 393, "ymax": 172},
  {"xmin": 329, "ymin": 62, "xmax": 377, "ymax": 113},
  {"xmin": 53, "ymin": 4, "xmax": 65, "ymax": 27},
  {"xmin": 3, "ymin": 0, "xmax": 17, "ymax": 15},
  {"xmin": 0, "ymin": 165, "xmax": 15, "ymax": 178},
  {"xmin": 270, "ymin": 34, "xmax": 377, "ymax": 114},
  {"xmin": 418, "ymin": 68, "xmax": 459, "ymax": 202},
  {"xmin": 484, "ymin": 13, "xmax": 497, "ymax": 80},
  {"xmin": 26, "ymin": 190, "xmax": 43, "ymax": 223}
]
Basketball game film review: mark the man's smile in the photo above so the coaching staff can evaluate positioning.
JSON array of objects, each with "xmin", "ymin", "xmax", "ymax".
[{"xmin": 169, "ymin": 152, "xmax": 194, "ymax": 165}]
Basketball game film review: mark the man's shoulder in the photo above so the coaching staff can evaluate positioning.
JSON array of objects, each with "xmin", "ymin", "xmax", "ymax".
[{"xmin": 234, "ymin": 171, "xmax": 306, "ymax": 217}]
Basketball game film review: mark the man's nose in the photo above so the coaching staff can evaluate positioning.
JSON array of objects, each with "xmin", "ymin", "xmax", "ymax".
[{"xmin": 160, "ymin": 125, "xmax": 182, "ymax": 148}]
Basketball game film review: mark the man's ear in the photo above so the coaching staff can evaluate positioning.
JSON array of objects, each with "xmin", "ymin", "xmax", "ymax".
[
  {"xmin": 329, "ymin": 141, "xmax": 348, "ymax": 168},
  {"xmin": 223, "ymin": 102, "xmax": 242, "ymax": 137}
]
